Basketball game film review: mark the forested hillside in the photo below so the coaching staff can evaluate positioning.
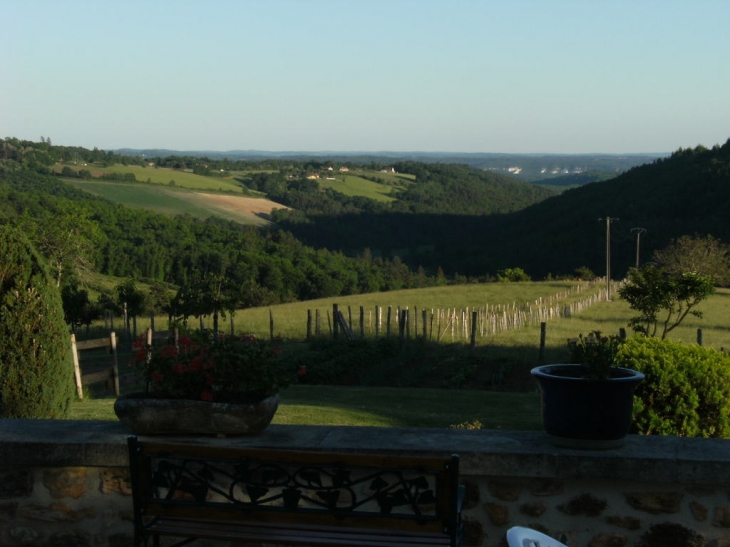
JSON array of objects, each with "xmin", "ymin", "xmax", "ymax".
[
  {"xmin": 275, "ymin": 140, "xmax": 730, "ymax": 280},
  {"xmin": 3, "ymin": 137, "xmax": 729, "ymax": 288},
  {"xmin": 447, "ymin": 141, "xmax": 730, "ymax": 279},
  {"xmin": 0, "ymin": 169, "xmax": 442, "ymax": 311}
]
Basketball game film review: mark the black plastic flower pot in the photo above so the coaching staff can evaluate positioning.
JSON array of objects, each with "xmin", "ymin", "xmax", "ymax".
[{"xmin": 531, "ymin": 364, "xmax": 645, "ymax": 449}]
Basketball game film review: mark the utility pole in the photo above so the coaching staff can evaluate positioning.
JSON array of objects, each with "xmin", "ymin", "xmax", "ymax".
[
  {"xmin": 600, "ymin": 217, "xmax": 617, "ymax": 301},
  {"xmin": 631, "ymin": 228, "xmax": 646, "ymax": 269}
]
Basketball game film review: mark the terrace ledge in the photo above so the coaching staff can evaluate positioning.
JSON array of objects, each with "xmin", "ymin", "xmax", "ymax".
[{"xmin": 1, "ymin": 419, "xmax": 728, "ymax": 485}]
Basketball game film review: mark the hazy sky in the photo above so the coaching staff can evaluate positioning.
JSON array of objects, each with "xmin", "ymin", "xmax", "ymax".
[{"xmin": 3, "ymin": 0, "xmax": 729, "ymax": 153}]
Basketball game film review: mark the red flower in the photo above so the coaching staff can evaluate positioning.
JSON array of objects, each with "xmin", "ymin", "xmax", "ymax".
[
  {"xmin": 200, "ymin": 390, "xmax": 214, "ymax": 402},
  {"xmin": 189, "ymin": 356, "xmax": 204, "ymax": 372},
  {"xmin": 151, "ymin": 373, "xmax": 164, "ymax": 383},
  {"xmin": 173, "ymin": 362, "xmax": 187, "ymax": 375},
  {"xmin": 272, "ymin": 346, "xmax": 282, "ymax": 356},
  {"xmin": 134, "ymin": 349, "xmax": 147, "ymax": 363},
  {"xmin": 297, "ymin": 365, "xmax": 307, "ymax": 376},
  {"xmin": 160, "ymin": 345, "xmax": 179, "ymax": 358}
]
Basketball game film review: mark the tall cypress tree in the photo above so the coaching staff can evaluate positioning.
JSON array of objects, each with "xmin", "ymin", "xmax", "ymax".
[{"xmin": 0, "ymin": 224, "xmax": 74, "ymax": 418}]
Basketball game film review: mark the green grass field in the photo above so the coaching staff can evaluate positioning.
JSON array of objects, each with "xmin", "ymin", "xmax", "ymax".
[
  {"xmin": 69, "ymin": 385, "xmax": 542, "ymax": 430},
  {"xmin": 61, "ymin": 164, "xmax": 245, "ymax": 192},
  {"xmin": 317, "ymin": 174, "xmax": 402, "ymax": 202},
  {"xmin": 64, "ymin": 181, "xmax": 274, "ymax": 225},
  {"xmin": 70, "ymin": 281, "xmax": 730, "ymax": 430}
]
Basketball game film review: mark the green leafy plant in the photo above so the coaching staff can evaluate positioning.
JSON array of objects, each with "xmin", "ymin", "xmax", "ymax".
[
  {"xmin": 567, "ymin": 331, "xmax": 624, "ymax": 379},
  {"xmin": 614, "ymin": 336, "xmax": 730, "ymax": 437},
  {"xmin": 618, "ymin": 264, "xmax": 715, "ymax": 339},
  {"xmin": 0, "ymin": 224, "xmax": 75, "ymax": 418},
  {"xmin": 131, "ymin": 332, "xmax": 290, "ymax": 403}
]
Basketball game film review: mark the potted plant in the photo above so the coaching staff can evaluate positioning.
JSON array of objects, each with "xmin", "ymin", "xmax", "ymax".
[
  {"xmin": 531, "ymin": 331, "xmax": 644, "ymax": 449},
  {"xmin": 114, "ymin": 332, "xmax": 291, "ymax": 436}
]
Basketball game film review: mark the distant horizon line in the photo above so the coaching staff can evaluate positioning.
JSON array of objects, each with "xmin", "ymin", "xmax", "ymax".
[{"xmin": 110, "ymin": 147, "xmax": 669, "ymax": 157}]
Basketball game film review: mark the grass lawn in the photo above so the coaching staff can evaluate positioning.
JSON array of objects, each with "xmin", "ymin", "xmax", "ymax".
[{"xmin": 69, "ymin": 385, "xmax": 542, "ymax": 430}]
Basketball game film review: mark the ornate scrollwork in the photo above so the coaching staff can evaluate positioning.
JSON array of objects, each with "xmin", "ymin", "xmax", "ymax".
[{"xmin": 148, "ymin": 454, "xmax": 441, "ymax": 520}]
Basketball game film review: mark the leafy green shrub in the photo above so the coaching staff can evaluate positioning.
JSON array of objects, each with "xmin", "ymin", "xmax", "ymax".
[
  {"xmin": 614, "ymin": 337, "xmax": 730, "ymax": 437},
  {"xmin": 292, "ymin": 338, "xmax": 400, "ymax": 385},
  {"xmin": 0, "ymin": 224, "xmax": 74, "ymax": 418}
]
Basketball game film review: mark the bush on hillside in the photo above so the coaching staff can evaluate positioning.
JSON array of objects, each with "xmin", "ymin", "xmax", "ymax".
[
  {"xmin": 614, "ymin": 337, "xmax": 730, "ymax": 437},
  {"xmin": 0, "ymin": 224, "xmax": 74, "ymax": 418}
]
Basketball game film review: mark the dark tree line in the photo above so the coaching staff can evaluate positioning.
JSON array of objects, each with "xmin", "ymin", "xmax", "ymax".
[{"xmin": 0, "ymin": 170, "xmax": 447, "ymax": 317}]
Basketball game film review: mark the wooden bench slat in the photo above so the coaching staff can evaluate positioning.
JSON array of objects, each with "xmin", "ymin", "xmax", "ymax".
[{"xmin": 148, "ymin": 518, "xmax": 451, "ymax": 546}]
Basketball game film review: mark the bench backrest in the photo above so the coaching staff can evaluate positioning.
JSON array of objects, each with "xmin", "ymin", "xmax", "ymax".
[{"xmin": 127, "ymin": 436, "xmax": 461, "ymax": 539}]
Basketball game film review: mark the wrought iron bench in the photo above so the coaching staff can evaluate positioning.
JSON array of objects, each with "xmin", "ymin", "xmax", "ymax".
[{"xmin": 127, "ymin": 436, "xmax": 465, "ymax": 547}]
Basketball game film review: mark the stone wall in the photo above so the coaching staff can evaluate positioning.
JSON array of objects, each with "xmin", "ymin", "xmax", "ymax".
[{"xmin": 1, "ymin": 420, "xmax": 729, "ymax": 547}]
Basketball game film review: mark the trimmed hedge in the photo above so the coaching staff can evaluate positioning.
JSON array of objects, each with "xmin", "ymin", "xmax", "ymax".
[
  {"xmin": 0, "ymin": 224, "xmax": 74, "ymax": 418},
  {"xmin": 614, "ymin": 336, "xmax": 730, "ymax": 437}
]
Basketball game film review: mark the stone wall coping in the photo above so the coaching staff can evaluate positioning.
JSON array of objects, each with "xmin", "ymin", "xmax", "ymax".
[{"xmin": 1, "ymin": 419, "xmax": 729, "ymax": 485}]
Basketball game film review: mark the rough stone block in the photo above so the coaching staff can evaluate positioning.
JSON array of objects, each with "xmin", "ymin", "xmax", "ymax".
[
  {"xmin": 99, "ymin": 467, "xmax": 132, "ymax": 496},
  {"xmin": 606, "ymin": 515, "xmax": 642, "ymax": 530},
  {"xmin": 638, "ymin": 523, "xmax": 703, "ymax": 547},
  {"xmin": 520, "ymin": 501, "xmax": 547, "ymax": 517},
  {"xmin": 18, "ymin": 503, "xmax": 96, "ymax": 523},
  {"xmin": 589, "ymin": 532, "xmax": 628, "ymax": 547},
  {"xmin": 625, "ymin": 491, "xmax": 683, "ymax": 515},
  {"xmin": 0, "ymin": 501, "xmax": 18, "ymax": 522},
  {"xmin": 462, "ymin": 516, "xmax": 485, "ymax": 546},
  {"xmin": 527, "ymin": 478, "xmax": 564, "ymax": 496},
  {"xmin": 0, "ymin": 469, "xmax": 33, "ymax": 499},
  {"xmin": 715, "ymin": 506, "xmax": 730, "ymax": 528},
  {"xmin": 484, "ymin": 501, "xmax": 510, "ymax": 526},
  {"xmin": 461, "ymin": 479, "xmax": 480, "ymax": 510},
  {"xmin": 487, "ymin": 480, "xmax": 523, "ymax": 501},
  {"xmin": 9, "ymin": 526, "xmax": 40, "ymax": 545},
  {"xmin": 690, "ymin": 500, "xmax": 709, "ymax": 522},
  {"xmin": 558, "ymin": 493, "xmax": 607, "ymax": 517},
  {"xmin": 47, "ymin": 529, "xmax": 92, "ymax": 547},
  {"xmin": 108, "ymin": 533, "xmax": 135, "ymax": 547},
  {"xmin": 43, "ymin": 468, "xmax": 88, "ymax": 499}
]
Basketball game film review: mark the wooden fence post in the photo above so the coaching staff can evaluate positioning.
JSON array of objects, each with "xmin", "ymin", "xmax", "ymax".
[
  {"xmin": 375, "ymin": 306, "xmax": 381, "ymax": 338},
  {"xmin": 269, "ymin": 308, "xmax": 274, "ymax": 341},
  {"xmin": 333, "ymin": 304, "xmax": 339, "ymax": 340},
  {"xmin": 470, "ymin": 310, "xmax": 478, "ymax": 349},
  {"xmin": 110, "ymin": 332, "xmax": 120, "ymax": 396},
  {"xmin": 538, "ymin": 322, "xmax": 547, "ymax": 366},
  {"xmin": 70, "ymin": 334, "xmax": 83, "ymax": 400},
  {"xmin": 307, "ymin": 310, "xmax": 313, "ymax": 340},
  {"xmin": 359, "ymin": 306, "xmax": 365, "ymax": 339},
  {"xmin": 697, "ymin": 328, "xmax": 703, "ymax": 346},
  {"xmin": 386, "ymin": 306, "xmax": 392, "ymax": 338},
  {"xmin": 316, "ymin": 309, "xmax": 321, "ymax": 337},
  {"xmin": 399, "ymin": 309, "xmax": 408, "ymax": 350},
  {"xmin": 422, "ymin": 309, "xmax": 428, "ymax": 339}
]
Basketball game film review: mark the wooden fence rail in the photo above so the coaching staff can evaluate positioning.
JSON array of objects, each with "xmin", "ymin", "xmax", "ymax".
[{"xmin": 303, "ymin": 281, "xmax": 616, "ymax": 343}]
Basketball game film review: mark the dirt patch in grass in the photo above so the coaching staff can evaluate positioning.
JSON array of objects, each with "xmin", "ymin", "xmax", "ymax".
[{"xmin": 195, "ymin": 193, "xmax": 289, "ymax": 222}]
